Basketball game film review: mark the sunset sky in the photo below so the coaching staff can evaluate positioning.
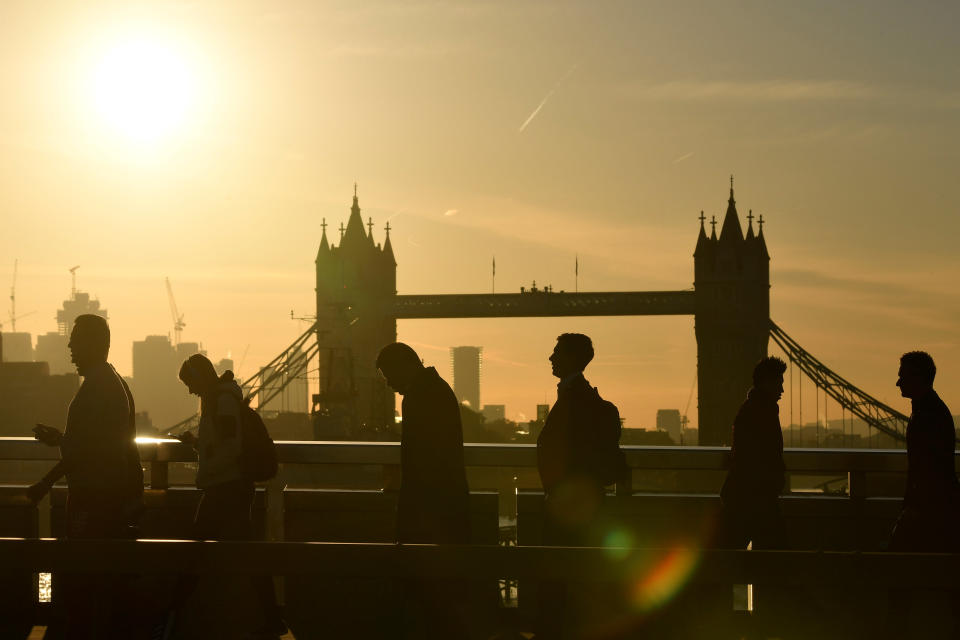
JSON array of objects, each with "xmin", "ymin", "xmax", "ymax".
[{"xmin": 1, "ymin": 1, "xmax": 958, "ymax": 430}]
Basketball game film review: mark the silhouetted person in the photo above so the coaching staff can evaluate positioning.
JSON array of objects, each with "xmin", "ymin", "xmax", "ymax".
[
  {"xmin": 888, "ymin": 351, "xmax": 959, "ymax": 552},
  {"xmin": 538, "ymin": 333, "xmax": 622, "ymax": 542},
  {"xmin": 883, "ymin": 351, "xmax": 960, "ymax": 639},
  {"xmin": 377, "ymin": 342, "xmax": 470, "ymax": 544},
  {"xmin": 176, "ymin": 354, "xmax": 286, "ymax": 639},
  {"xmin": 716, "ymin": 356, "xmax": 788, "ymax": 550},
  {"xmin": 28, "ymin": 314, "xmax": 143, "ymax": 639},
  {"xmin": 377, "ymin": 342, "xmax": 473, "ymax": 639},
  {"xmin": 536, "ymin": 333, "xmax": 623, "ymax": 640}
]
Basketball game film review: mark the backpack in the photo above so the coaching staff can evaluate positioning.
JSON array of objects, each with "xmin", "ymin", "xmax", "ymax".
[
  {"xmin": 239, "ymin": 405, "xmax": 279, "ymax": 482},
  {"xmin": 589, "ymin": 391, "xmax": 627, "ymax": 487}
]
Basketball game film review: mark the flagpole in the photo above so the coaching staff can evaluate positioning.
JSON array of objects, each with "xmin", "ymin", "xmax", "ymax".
[
  {"xmin": 575, "ymin": 255, "xmax": 579, "ymax": 293},
  {"xmin": 492, "ymin": 256, "xmax": 496, "ymax": 294}
]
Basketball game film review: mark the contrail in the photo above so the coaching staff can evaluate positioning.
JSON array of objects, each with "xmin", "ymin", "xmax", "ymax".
[
  {"xmin": 518, "ymin": 63, "xmax": 579, "ymax": 133},
  {"xmin": 673, "ymin": 151, "xmax": 695, "ymax": 164}
]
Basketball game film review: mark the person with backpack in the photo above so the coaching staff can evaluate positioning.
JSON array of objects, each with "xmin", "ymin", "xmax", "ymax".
[
  {"xmin": 176, "ymin": 353, "xmax": 286, "ymax": 639},
  {"xmin": 537, "ymin": 333, "xmax": 623, "ymax": 542},
  {"xmin": 536, "ymin": 333, "xmax": 623, "ymax": 639}
]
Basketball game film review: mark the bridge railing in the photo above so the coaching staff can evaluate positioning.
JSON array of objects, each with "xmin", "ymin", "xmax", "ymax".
[{"xmin": 0, "ymin": 437, "xmax": 918, "ymax": 495}]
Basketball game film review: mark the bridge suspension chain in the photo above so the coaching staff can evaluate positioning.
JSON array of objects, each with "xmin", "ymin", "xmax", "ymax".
[
  {"xmin": 165, "ymin": 322, "xmax": 320, "ymax": 435},
  {"xmin": 769, "ymin": 321, "xmax": 908, "ymax": 443}
]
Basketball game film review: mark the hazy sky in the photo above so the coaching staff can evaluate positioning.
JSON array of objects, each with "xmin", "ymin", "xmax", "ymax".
[{"xmin": 2, "ymin": 1, "xmax": 958, "ymax": 430}]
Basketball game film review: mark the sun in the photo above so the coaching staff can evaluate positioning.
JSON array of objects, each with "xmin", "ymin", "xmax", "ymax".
[{"xmin": 87, "ymin": 35, "xmax": 198, "ymax": 146}]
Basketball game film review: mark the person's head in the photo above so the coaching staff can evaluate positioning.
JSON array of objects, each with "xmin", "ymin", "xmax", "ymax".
[
  {"xmin": 376, "ymin": 342, "xmax": 424, "ymax": 395},
  {"xmin": 179, "ymin": 353, "xmax": 219, "ymax": 397},
  {"xmin": 69, "ymin": 314, "xmax": 110, "ymax": 372},
  {"xmin": 550, "ymin": 333, "xmax": 594, "ymax": 379},
  {"xmin": 897, "ymin": 351, "xmax": 936, "ymax": 399},
  {"xmin": 752, "ymin": 356, "xmax": 786, "ymax": 400}
]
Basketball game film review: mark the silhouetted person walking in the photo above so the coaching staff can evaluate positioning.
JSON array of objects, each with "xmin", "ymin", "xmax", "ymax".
[
  {"xmin": 716, "ymin": 356, "xmax": 788, "ymax": 550},
  {"xmin": 377, "ymin": 342, "xmax": 470, "ymax": 544},
  {"xmin": 535, "ymin": 333, "xmax": 623, "ymax": 640},
  {"xmin": 176, "ymin": 354, "xmax": 286, "ymax": 639},
  {"xmin": 883, "ymin": 352, "xmax": 960, "ymax": 639},
  {"xmin": 377, "ymin": 342, "xmax": 472, "ymax": 639},
  {"xmin": 28, "ymin": 314, "xmax": 143, "ymax": 639},
  {"xmin": 889, "ymin": 351, "xmax": 959, "ymax": 552}
]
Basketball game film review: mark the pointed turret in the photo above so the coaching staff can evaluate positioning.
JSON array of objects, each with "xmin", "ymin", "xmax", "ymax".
[
  {"xmin": 757, "ymin": 214, "xmax": 770, "ymax": 260},
  {"xmin": 745, "ymin": 209, "xmax": 755, "ymax": 241},
  {"xmin": 316, "ymin": 217, "xmax": 330, "ymax": 261},
  {"xmin": 383, "ymin": 221, "xmax": 396, "ymax": 266},
  {"xmin": 718, "ymin": 175, "xmax": 744, "ymax": 244},
  {"xmin": 341, "ymin": 183, "xmax": 368, "ymax": 250},
  {"xmin": 710, "ymin": 215, "xmax": 717, "ymax": 241},
  {"xmin": 694, "ymin": 211, "xmax": 712, "ymax": 256}
]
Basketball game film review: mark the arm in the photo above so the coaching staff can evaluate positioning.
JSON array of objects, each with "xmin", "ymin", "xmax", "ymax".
[{"xmin": 27, "ymin": 461, "xmax": 66, "ymax": 503}]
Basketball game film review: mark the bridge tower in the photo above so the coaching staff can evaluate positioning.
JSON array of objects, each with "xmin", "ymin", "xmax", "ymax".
[
  {"xmin": 315, "ymin": 187, "xmax": 397, "ymax": 431},
  {"xmin": 694, "ymin": 179, "xmax": 770, "ymax": 445}
]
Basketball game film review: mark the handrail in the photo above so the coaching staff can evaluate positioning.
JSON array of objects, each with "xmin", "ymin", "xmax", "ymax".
[
  {"xmin": 0, "ymin": 437, "xmax": 922, "ymax": 472},
  {"xmin": 0, "ymin": 538, "xmax": 958, "ymax": 587}
]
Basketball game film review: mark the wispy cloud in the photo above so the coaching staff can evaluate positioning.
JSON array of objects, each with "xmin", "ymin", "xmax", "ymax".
[
  {"xmin": 518, "ymin": 63, "xmax": 579, "ymax": 133},
  {"xmin": 443, "ymin": 209, "xmax": 458, "ymax": 217},
  {"xmin": 672, "ymin": 151, "xmax": 695, "ymax": 164}
]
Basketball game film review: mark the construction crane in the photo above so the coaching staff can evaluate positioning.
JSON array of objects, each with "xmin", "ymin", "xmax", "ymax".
[
  {"xmin": 0, "ymin": 310, "xmax": 36, "ymax": 332},
  {"xmin": 69, "ymin": 265, "xmax": 80, "ymax": 298},
  {"xmin": 165, "ymin": 277, "xmax": 186, "ymax": 346}
]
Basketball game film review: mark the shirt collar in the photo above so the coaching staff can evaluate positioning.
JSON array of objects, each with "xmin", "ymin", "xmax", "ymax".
[{"xmin": 557, "ymin": 371, "xmax": 586, "ymax": 393}]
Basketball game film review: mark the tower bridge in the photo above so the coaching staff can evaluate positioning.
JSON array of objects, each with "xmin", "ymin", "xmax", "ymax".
[
  {"xmin": 192, "ymin": 180, "xmax": 908, "ymax": 446},
  {"xmin": 311, "ymin": 179, "xmax": 770, "ymax": 445}
]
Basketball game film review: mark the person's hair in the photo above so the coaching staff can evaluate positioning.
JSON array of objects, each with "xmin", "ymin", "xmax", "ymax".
[
  {"xmin": 179, "ymin": 353, "xmax": 218, "ymax": 386},
  {"xmin": 73, "ymin": 314, "xmax": 110, "ymax": 354},
  {"xmin": 376, "ymin": 342, "xmax": 421, "ymax": 371},
  {"xmin": 900, "ymin": 351, "xmax": 936, "ymax": 385},
  {"xmin": 753, "ymin": 356, "xmax": 787, "ymax": 386},
  {"xmin": 556, "ymin": 333, "xmax": 594, "ymax": 371}
]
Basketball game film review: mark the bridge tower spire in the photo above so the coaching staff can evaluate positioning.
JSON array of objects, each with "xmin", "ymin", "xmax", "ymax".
[
  {"xmin": 315, "ymin": 186, "xmax": 398, "ymax": 433},
  {"xmin": 693, "ymin": 179, "xmax": 770, "ymax": 445}
]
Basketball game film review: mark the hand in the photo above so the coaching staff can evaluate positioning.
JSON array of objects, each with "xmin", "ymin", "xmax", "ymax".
[
  {"xmin": 33, "ymin": 424, "xmax": 62, "ymax": 447},
  {"xmin": 26, "ymin": 480, "xmax": 51, "ymax": 504}
]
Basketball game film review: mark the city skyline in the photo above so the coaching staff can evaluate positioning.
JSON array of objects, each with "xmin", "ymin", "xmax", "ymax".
[{"xmin": 1, "ymin": 1, "xmax": 958, "ymax": 429}]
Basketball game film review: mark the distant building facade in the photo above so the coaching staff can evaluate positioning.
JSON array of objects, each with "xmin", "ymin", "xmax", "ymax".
[
  {"xmin": 0, "ymin": 361, "xmax": 78, "ymax": 436},
  {"xmin": 1, "ymin": 332, "xmax": 33, "ymax": 362},
  {"xmin": 35, "ymin": 333, "xmax": 71, "ymax": 374},
  {"xmin": 131, "ymin": 335, "xmax": 200, "ymax": 430},
  {"xmin": 482, "ymin": 404, "xmax": 506, "ymax": 422},
  {"xmin": 451, "ymin": 346, "xmax": 482, "ymax": 410},
  {"xmin": 656, "ymin": 409, "xmax": 683, "ymax": 444}
]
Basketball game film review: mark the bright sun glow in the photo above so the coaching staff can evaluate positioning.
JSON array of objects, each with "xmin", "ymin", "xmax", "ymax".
[{"xmin": 88, "ymin": 35, "xmax": 198, "ymax": 146}]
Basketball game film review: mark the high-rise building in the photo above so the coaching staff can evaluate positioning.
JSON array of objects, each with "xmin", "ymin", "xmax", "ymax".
[
  {"xmin": 450, "ymin": 346, "xmax": 482, "ymax": 410},
  {"xmin": 57, "ymin": 291, "xmax": 107, "ymax": 337},
  {"xmin": 482, "ymin": 404, "xmax": 505, "ymax": 422},
  {"xmin": 131, "ymin": 335, "xmax": 200, "ymax": 430},
  {"xmin": 35, "ymin": 332, "xmax": 70, "ymax": 374},
  {"xmin": 1, "ymin": 332, "xmax": 33, "ymax": 362},
  {"xmin": 215, "ymin": 358, "xmax": 235, "ymax": 375},
  {"xmin": 656, "ymin": 409, "xmax": 683, "ymax": 444},
  {"xmin": 0, "ymin": 361, "xmax": 78, "ymax": 436},
  {"xmin": 34, "ymin": 285, "xmax": 109, "ymax": 375}
]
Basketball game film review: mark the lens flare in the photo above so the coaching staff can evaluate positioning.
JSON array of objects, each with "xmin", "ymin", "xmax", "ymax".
[{"xmin": 629, "ymin": 545, "xmax": 700, "ymax": 613}]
